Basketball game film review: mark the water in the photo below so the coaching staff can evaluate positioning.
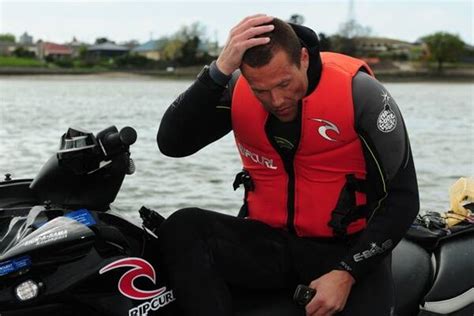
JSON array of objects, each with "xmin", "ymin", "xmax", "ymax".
[{"xmin": 0, "ymin": 75, "xmax": 472, "ymax": 219}]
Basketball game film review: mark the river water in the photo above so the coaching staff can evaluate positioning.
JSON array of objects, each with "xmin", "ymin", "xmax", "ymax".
[{"xmin": 0, "ymin": 74, "xmax": 472, "ymax": 218}]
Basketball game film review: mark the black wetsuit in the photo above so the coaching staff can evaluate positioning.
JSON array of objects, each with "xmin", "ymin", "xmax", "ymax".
[{"xmin": 157, "ymin": 24, "xmax": 419, "ymax": 316}]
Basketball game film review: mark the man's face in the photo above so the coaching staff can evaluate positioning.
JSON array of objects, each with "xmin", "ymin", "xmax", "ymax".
[{"xmin": 241, "ymin": 48, "xmax": 309, "ymax": 122}]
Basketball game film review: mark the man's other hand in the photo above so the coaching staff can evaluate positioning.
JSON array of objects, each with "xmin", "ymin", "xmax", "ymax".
[
  {"xmin": 305, "ymin": 270, "xmax": 355, "ymax": 316},
  {"xmin": 216, "ymin": 14, "xmax": 274, "ymax": 75}
]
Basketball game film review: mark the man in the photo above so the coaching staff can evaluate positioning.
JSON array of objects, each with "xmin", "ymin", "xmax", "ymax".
[{"xmin": 157, "ymin": 14, "xmax": 419, "ymax": 316}]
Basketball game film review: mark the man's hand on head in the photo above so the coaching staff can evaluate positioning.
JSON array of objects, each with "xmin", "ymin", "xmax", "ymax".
[
  {"xmin": 216, "ymin": 14, "xmax": 274, "ymax": 76},
  {"xmin": 305, "ymin": 270, "xmax": 355, "ymax": 316}
]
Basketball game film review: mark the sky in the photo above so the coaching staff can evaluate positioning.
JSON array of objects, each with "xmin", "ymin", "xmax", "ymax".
[{"xmin": 0, "ymin": 0, "xmax": 472, "ymax": 46}]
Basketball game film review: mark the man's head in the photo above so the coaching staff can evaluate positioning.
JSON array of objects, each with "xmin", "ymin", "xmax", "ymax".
[{"xmin": 240, "ymin": 18, "xmax": 309, "ymax": 122}]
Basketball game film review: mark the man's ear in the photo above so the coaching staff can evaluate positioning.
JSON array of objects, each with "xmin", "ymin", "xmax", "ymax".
[{"xmin": 300, "ymin": 47, "xmax": 309, "ymax": 70}]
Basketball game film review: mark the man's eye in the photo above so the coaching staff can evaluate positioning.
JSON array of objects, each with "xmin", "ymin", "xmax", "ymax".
[{"xmin": 279, "ymin": 82, "xmax": 289, "ymax": 88}]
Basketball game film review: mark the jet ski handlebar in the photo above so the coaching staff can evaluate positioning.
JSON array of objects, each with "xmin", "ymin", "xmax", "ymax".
[{"xmin": 96, "ymin": 126, "xmax": 137, "ymax": 158}]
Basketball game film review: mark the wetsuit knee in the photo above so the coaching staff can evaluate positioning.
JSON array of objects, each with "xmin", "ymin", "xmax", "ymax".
[{"xmin": 157, "ymin": 207, "xmax": 211, "ymax": 250}]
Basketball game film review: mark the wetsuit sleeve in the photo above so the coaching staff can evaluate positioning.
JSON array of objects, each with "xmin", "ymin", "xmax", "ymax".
[
  {"xmin": 157, "ymin": 66, "xmax": 233, "ymax": 157},
  {"xmin": 335, "ymin": 72, "xmax": 420, "ymax": 281}
]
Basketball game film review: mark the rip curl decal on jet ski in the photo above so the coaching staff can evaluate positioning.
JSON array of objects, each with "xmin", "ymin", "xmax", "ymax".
[{"xmin": 99, "ymin": 257, "xmax": 167, "ymax": 300}]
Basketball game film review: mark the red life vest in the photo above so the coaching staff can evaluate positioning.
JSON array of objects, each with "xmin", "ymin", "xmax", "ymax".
[{"xmin": 231, "ymin": 52, "xmax": 375, "ymax": 237}]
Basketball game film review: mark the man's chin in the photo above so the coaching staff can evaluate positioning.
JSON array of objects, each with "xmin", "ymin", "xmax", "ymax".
[{"xmin": 275, "ymin": 112, "xmax": 297, "ymax": 122}]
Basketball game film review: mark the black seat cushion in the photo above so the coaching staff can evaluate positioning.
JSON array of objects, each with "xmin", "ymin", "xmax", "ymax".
[
  {"xmin": 392, "ymin": 239, "xmax": 433, "ymax": 316},
  {"xmin": 422, "ymin": 233, "xmax": 474, "ymax": 315}
]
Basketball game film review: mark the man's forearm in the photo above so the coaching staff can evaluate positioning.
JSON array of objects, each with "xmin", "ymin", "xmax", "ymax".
[{"xmin": 157, "ymin": 67, "xmax": 232, "ymax": 157}]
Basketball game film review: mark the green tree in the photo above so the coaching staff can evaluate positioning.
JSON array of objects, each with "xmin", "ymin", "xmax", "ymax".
[
  {"xmin": 319, "ymin": 33, "xmax": 331, "ymax": 51},
  {"xmin": 95, "ymin": 37, "xmax": 114, "ymax": 44},
  {"xmin": 12, "ymin": 47, "xmax": 35, "ymax": 58},
  {"xmin": 164, "ymin": 22, "xmax": 208, "ymax": 66},
  {"xmin": 162, "ymin": 39, "xmax": 183, "ymax": 62},
  {"xmin": 0, "ymin": 33, "xmax": 15, "ymax": 43},
  {"xmin": 288, "ymin": 14, "xmax": 305, "ymax": 25},
  {"xmin": 334, "ymin": 19, "xmax": 372, "ymax": 56},
  {"xmin": 331, "ymin": 35, "xmax": 357, "ymax": 56},
  {"xmin": 338, "ymin": 19, "xmax": 372, "ymax": 39},
  {"xmin": 421, "ymin": 32, "xmax": 465, "ymax": 72}
]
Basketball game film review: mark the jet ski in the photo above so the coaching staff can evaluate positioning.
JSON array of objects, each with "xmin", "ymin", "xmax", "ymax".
[{"xmin": 0, "ymin": 126, "xmax": 472, "ymax": 316}]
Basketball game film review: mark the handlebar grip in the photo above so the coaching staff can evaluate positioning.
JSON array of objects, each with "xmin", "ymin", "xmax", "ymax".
[
  {"xmin": 101, "ymin": 126, "xmax": 137, "ymax": 157},
  {"xmin": 119, "ymin": 126, "xmax": 137, "ymax": 146}
]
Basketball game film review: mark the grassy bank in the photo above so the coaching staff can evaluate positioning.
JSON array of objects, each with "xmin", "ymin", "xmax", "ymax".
[
  {"xmin": 1, "ymin": 60, "xmax": 473, "ymax": 82},
  {"xmin": 0, "ymin": 56, "xmax": 45, "ymax": 68}
]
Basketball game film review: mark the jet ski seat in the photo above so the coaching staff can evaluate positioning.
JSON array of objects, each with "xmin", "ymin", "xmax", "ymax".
[
  {"xmin": 392, "ymin": 239, "xmax": 433, "ymax": 316},
  {"xmin": 420, "ymin": 232, "xmax": 474, "ymax": 316}
]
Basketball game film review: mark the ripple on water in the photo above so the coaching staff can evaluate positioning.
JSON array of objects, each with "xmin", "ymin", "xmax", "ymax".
[{"xmin": 1, "ymin": 77, "xmax": 472, "ymax": 215}]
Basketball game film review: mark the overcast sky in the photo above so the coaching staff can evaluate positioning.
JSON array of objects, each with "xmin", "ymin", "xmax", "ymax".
[{"xmin": 0, "ymin": 0, "xmax": 472, "ymax": 46}]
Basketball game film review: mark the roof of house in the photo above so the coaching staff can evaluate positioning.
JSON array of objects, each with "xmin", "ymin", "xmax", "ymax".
[
  {"xmin": 43, "ymin": 42, "xmax": 73, "ymax": 55},
  {"xmin": 356, "ymin": 37, "xmax": 415, "ymax": 46},
  {"xmin": 87, "ymin": 42, "xmax": 129, "ymax": 52},
  {"xmin": 131, "ymin": 39, "xmax": 167, "ymax": 52}
]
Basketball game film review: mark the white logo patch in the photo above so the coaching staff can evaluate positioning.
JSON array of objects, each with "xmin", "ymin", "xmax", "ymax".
[
  {"xmin": 377, "ymin": 91, "xmax": 397, "ymax": 133},
  {"xmin": 311, "ymin": 118, "xmax": 340, "ymax": 142}
]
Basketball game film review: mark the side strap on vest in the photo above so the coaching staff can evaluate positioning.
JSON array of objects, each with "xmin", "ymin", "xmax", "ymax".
[
  {"xmin": 233, "ymin": 169, "xmax": 254, "ymax": 218},
  {"xmin": 328, "ymin": 174, "xmax": 372, "ymax": 237}
]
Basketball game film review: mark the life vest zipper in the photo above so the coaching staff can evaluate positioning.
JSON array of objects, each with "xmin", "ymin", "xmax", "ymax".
[{"xmin": 264, "ymin": 104, "xmax": 302, "ymax": 234}]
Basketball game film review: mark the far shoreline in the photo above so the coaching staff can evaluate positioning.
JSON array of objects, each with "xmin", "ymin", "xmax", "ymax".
[{"xmin": 0, "ymin": 67, "xmax": 473, "ymax": 83}]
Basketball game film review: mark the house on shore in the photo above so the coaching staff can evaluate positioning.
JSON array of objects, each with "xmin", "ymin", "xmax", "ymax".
[
  {"xmin": 37, "ymin": 41, "xmax": 73, "ymax": 60},
  {"xmin": 86, "ymin": 42, "xmax": 129, "ymax": 60},
  {"xmin": 355, "ymin": 37, "xmax": 421, "ymax": 60},
  {"xmin": 131, "ymin": 39, "xmax": 167, "ymax": 60}
]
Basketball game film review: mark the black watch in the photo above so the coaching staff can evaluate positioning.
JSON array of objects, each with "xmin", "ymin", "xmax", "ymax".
[
  {"xmin": 209, "ymin": 60, "xmax": 232, "ymax": 87},
  {"xmin": 197, "ymin": 64, "xmax": 210, "ymax": 80}
]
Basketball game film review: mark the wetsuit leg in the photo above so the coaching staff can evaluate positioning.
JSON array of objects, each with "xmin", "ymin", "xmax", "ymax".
[
  {"xmin": 340, "ymin": 255, "xmax": 395, "ymax": 316},
  {"xmin": 156, "ymin": 208, "xmax": 296, "ymax": 316},
  {"xmin": 288, "ymin": 236, "xmax": 394, "ymax": 316}
]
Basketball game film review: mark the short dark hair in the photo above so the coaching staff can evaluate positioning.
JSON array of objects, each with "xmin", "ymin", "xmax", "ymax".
[{"xmin": 242, "ymin": 18, "xmax": 302, "ymax": 68}]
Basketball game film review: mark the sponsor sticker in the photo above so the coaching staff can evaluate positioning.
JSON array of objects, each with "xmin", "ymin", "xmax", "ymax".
[
  {"xmin": 65, "ymin": 209, "xmax": 96, "ymax": 227},
  {"xmin": 100, "ymin": 257, "xmax": 175, "ymax": 315},
  {"xmin": 23, "ymin": 229, "xmax": 68, "ymax": 247},
  {"xmin": 353, "ymin": 239, "xmax": 393, "ymax": 262},
  {"xmin": 377, "ymin": 91, "xmax": 397, "ymax": 133},
  {"xmin": 0, "ymin": 256, "xmax": 32, "ymax": 276}
]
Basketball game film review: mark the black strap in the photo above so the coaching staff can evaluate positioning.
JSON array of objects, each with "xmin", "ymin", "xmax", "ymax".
[
  {"xmin": 328, "ymin": 174, "xmax": 371, "ymax": 237},
  {"xmin": 233, "ymin": 169, "xmax": 254, "ymax": 218},
  {"xmin": 233, "ymin": 169, "xmax": 254, "ymax": 191}
]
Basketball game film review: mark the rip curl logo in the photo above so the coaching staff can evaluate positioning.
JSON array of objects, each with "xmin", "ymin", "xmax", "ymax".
[
  {"xmin": 129, "ymin": 290, "xmax": 175, "ymax": 316},
  {"xmin": 377, "ymin": 91, "xmax": 397, "ymax": 133},
  {"xmin": 99, "ymin": 257, "xmax": 167, "ymax": 300},
  {"xmin": 237, "ymin": 143, "xmax": 277, "ymax": 170},
  {"xmin": 310, "ymin": 118, "xmax": 340, "ymax": 142}
]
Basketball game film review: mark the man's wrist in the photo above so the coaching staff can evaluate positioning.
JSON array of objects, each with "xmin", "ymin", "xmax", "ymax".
[
  {"xmin": 339, "ymin": 270, "xmax": 355, "ymax": 285},
  {"xmin": 209, "ymin": 60, "xmax": 232, "ymax": 87},
  {"xmin": 335, "ymin": 261, "xmax": 357, "ymax": 283}
]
